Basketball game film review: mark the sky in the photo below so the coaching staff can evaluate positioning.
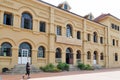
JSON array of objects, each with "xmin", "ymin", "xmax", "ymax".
[{"xmin": 42, "ymin": 0, "xmax": 120, "ymax": 18}]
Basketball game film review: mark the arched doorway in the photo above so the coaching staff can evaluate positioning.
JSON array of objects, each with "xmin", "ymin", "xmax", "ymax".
[
  {"xmin": 93, "ymin": 51, "xmax": 98, "ymax": 64},
  {"xmin": 18, "ymin": 42, "xmax": 32, "ymax": 64},
  {"xmin": 66, "ymin": 48, "xmax": 73, "ymax": 64}
]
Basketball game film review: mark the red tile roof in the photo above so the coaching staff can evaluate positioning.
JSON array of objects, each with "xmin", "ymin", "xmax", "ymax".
[{"xmin": 94, "ymin": 14, "xmax": 110, "ymax": 22}]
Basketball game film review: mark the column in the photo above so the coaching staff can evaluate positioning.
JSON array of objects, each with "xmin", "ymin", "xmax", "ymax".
[
  {"xmin": 80, "ymin": 54, "xmax": 84, "ymax": 63},
  {"xmin": 73, "ymin": 29, "xmax": 76, "ymax": 38},
  {"xmin": 73, "ymin": 53, "xmax": 76, "ymax": 65},
  {"xmin": 62, "ymin": 51, "xmax": 65, "ymax": 63},
  {"xmin": 13, "ymin": 14, "xmax": 21, "ymax": 28},
  {"xmin": 0, "ymin": 10, "xmax": 4, "ymax": 24},
  {"xmin": 62, "ymin": 27, "xmax": 66, "ymax": 36},
  {"xmin": 48, "ymin": 51, "xmax": 55, "ymax": 64},
  {"xmin": 31, "ymin": 49, "xmax": 37, "ymax": 66},
  {"xmin": 48, "ymin": 7, "xmax": 55, "ymax": 64},
  {"xmin": 97, "ymin": 54, "xmax": 100, "ymax": 64},
  {"xmin": 83, "ymin": 19, "xmax": 87, "ymax": 64},
  {"xmin": 11, "ymin": 47, "xmax": 19, "ymax": 66},
  {"xmin": 33, "ymin": 19, "xmax": 39, "ymax": 32},
  {"xmin": 83, "ymin": 53, "xmax": 87, "ymax": 64},
  {"xmin": 91, "ymin": 54, "xmax": 93, "ymax": 65}
]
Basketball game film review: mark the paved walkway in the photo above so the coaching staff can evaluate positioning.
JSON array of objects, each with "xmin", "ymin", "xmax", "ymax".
[
  {"xmin": 0, "ymin": 68, "xmax": 120, "ymax": 80},
  {"xmin": 29, "ymin": 71, "xmax": 120, "ymax": 80}
]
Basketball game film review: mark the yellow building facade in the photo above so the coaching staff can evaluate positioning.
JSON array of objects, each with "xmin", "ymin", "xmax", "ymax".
[{"xmin": 0, "ymin": 0, "xmax": 120, "ymax": 72}]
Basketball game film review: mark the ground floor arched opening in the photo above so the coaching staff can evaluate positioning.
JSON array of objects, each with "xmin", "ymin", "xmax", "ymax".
[
  {"xmin": 66, "ymin": 48, "xmax": 73, "ymax": 64},
  {"xmin": 18, "ymin": 42, "xmax": 32, "ymax": 64},
  {"xmin": 93, "ymin": 51, "xmax": 98, "ymax": 64}
]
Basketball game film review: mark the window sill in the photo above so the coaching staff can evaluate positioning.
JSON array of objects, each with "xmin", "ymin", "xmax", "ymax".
[
  {"xmin": 0, "ymin": 56, "xmax": 12, "ymax": 59},
  {"xmin": 37, "ymin": 58, "xmax": 46, "ymax": 59}
]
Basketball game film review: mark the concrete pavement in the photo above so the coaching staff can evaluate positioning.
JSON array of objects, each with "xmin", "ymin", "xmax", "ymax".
[{"xmin": 29, "ymin": 71, "xmax": 120, "ymax": 80}]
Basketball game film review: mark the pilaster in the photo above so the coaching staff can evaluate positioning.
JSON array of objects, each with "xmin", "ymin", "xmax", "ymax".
[
  {"xmin": 83, "ymin": 19, "xmax": 87, "ymax": 64},
  {"xmin": 73, "ymin": 53, "xmax": 76, "ymax": 65},
  {"xmin": 33, "ymin": 19, "xmax": 39, "ymax": 32},
  {"xmin": 31, "ymin": 49, "xmax": 37, "ymax": 66},
  {"xmin": 48, "ymin": 51, "xmax": 55, "ymax": 64},
  {"xmin": 13, "ymin": 14, "xmax": 20, "ymax": 28},
  {"xmin": 0, "ymin": 10, "xmax": 4, "ymax": 24},
  {"xmin": 48, "ymin": 7, "xmax": 55, "ymax": 63},
  {"xmin": 62, "ymin": 52, "xmax": 65, "ymax": 63},
  {"xmin": 11, "ymin": 47, "xmax": 18, "ymax": 66}
]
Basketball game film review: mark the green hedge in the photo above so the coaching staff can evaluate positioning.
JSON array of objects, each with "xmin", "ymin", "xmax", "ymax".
[
  {"xmin": 57, "ymin": 62, "xmax": 69, "ymax": 71},
  {"xmin": 40, "ymin": 63, "xmax": 60, "ymax": 72},
  {"xmin": 77, "ymin": 63, "xmax": 94, "ymax": 70}
]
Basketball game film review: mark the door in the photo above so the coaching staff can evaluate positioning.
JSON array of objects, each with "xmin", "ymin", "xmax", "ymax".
[
  {"xmin": 18, "ymin": 49, "xmax": 30, "ymax": 64},
  {"xmin": 93, "ymin": 53, "xmax": 97, "ymax": 64},
  {"xmin": 66, "ymin": 53, "xmax": 73, "ymax": 64}
]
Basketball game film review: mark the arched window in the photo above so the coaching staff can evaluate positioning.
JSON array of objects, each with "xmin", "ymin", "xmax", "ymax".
[
  {"xmin": 76, "ymin": 50, "xmax": 81, "ymax": 59},
  {"xmin": 55, "ymin": 48, "xmax": 61, "ymax": 58},
  {"xmin": 0, "ymin": 42, "xmax": 12, "ymax": 56},
  {"xmin": 87, "ymin": 51, "xmax": 91, "ymax": 59},
  {"xmin": 66, "ymin": 24, "xmax": 72, "ymax": 37},
  {"xmin": 100, "ymin": 53, "xmax": 104, "ymax": 60},
  {"xmin": 38, "ymin": 46, "xmax": 45, "ymax": 58},
  {"xmin": 19, "ymin": 42, "xmax": 32, "ymax": 57},
  {"xmin": 77, "ymin": 31, "xmax": 81, "ymax": 39},
  {"xmin": 21, "ymin": 12, "xmax": 32, "ymax": 30},
  {"xmin": 93, "ymin": 32, "xmax": 98, "ymax": 42},
  {"xmin": 115, "ymin": 53, "xmax": 118, "ymax": 61},
  {"xmin": 94, "ymin": 51, "xmax": 98, "ymax": 60}
]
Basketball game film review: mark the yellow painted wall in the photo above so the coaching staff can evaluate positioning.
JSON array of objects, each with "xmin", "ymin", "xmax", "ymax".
[{"xmin": 0, "ymin": 0, "xmax": 119, "ymax": 72}]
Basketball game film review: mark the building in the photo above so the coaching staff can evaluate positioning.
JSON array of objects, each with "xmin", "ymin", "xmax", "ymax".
[{"xmin": 0, "ymin": 0, "xmax": 120, "ymax": 72}]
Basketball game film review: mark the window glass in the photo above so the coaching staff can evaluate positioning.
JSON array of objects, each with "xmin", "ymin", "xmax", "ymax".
[
  {"xmin": 38, "ymin": 46, "xmax": 45, "ymax": 58},
  {"xmin": 40, "ymin": 21, "xmax": 46, "ymax": 32},
  {"xmin": 21, "ymin": 13, "xmax": 32, "ymax": 30},
  {"xmin": 76, "ymin": 51, "xmax": 81, "ymax": 59},
  {"xmin": 66, "ymin": 24, "xmax": 72, "ymax": 37},
  {"xmin": 4, "ymin": 13, "xmax": 13, "ymax": 25},
  {"xmin": 87, "ymin": 34, "xmax": 91, "ymax": 41},
  {"xmin": 115, "ymin": 53, "xmax": 118, "ymax": 61},
  {"xmin": 56, "ymin": 48, "xmax": 61, "ymax": 58},
  {"xmin": 56, "ymin": 26, "xmax": 61, "ymax": 35},
  {"xmin": 0, "ymin": 42, "xmax": 12, "ymax": 56},
  {"xmin": 64, "ymin": 4, "xmax": 68, "ymax": 10},
  {"xmin": 77, "ymin": 31, "xmax": 81, "ymax": 39},
  {"xmin": 87, "ymin": 51, "xmax": 91, "ymax": 59}
]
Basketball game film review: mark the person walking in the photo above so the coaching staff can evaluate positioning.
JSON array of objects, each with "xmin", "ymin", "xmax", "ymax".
[{"xmin": 25, "ymin": 62, "xmax": 30, "ymax": 79}]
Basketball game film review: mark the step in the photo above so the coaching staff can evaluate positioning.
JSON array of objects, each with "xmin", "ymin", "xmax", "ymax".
[
  {"xmin": 69, "ymin": 65, "xmax": 79, "ymax": 71},
  {"xmin": 4, "ymin": 64, "xmax": 41, "ymax": 74}
]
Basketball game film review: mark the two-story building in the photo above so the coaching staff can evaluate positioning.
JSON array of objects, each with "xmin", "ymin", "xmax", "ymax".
[{"xmin": 0, "ymin": 0, "xmax": 119, "ymax": 72}]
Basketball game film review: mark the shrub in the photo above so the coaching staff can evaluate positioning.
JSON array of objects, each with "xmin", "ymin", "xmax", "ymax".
[
  {"xmin": 2, "ymin": 67, "xmax": 9, "ymax": 72},
  {"xmin": 57, "ymin": 62, "xmax": 69, "ymax": 71},
  {"xmin": 77, "ymin": 63, "xmax": 94, "ymax": 70},
  {"xmin": 77, "ymin": 63, "xmax": 86, "ymax": 70},
  {"xmin": 85, "ymin": 64, "xmax": 94, "ymax": 70},
  {"xmin": 40, "ymin": 63, "xmax": 60, "ymax": 72}
]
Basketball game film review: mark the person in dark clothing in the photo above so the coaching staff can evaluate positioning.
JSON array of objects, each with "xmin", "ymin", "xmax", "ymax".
[{"xmin": 26, "ymin": 62, "xmax": 30, "ymax": 78}]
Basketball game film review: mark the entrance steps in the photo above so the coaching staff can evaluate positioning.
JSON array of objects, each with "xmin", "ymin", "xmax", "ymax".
[
  {"xmin": 69, "ymin": 65, "xmax": 79, "ymax": 71},
  {"xmin": 4, "ymin": 64, "xmax": 41, "ymax": 74},
  {"xmin": 93, "ymin": 64, "xmax": 103, "ymax": 69}
]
